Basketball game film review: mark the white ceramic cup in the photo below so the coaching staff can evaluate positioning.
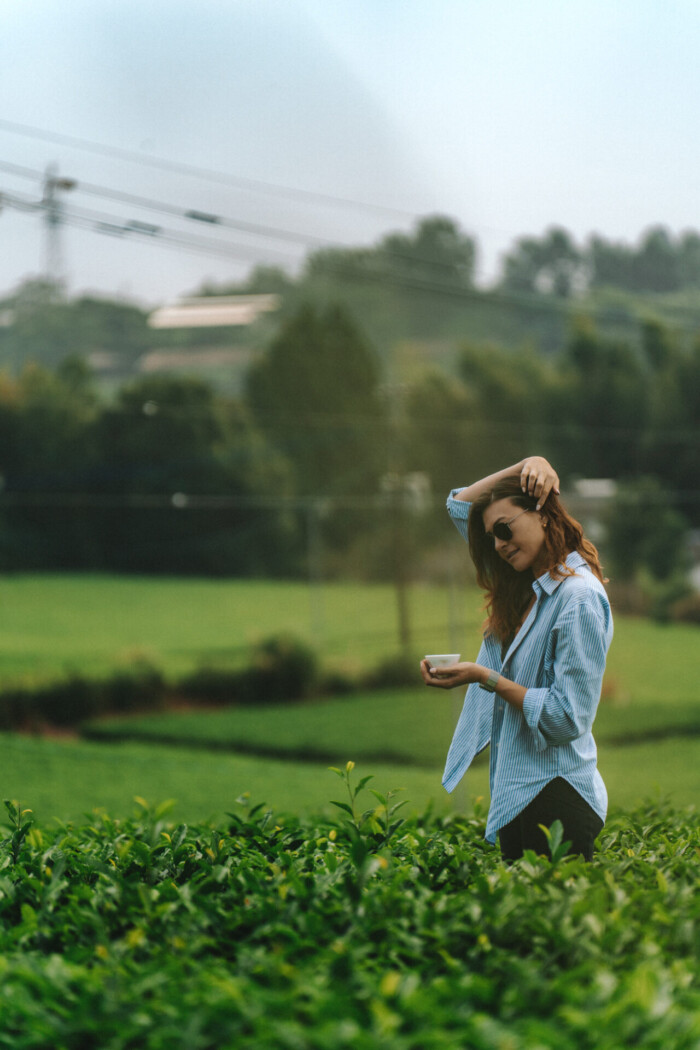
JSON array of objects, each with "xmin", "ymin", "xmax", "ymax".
[{"xmin": 424, "ymin": 654, "xmax": 460, "ymax": 668}]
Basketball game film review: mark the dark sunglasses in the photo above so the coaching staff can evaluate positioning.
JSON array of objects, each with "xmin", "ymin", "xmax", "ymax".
[{"xmin": 485, "ymin": 508, "xmax": 531, "ymax": 544}]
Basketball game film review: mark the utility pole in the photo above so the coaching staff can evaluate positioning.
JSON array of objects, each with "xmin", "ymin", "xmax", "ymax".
[
  {"xmin": 383, "ymin": 376, "xmax": 413, "ymax": 660},
  {"xmin": 306, "ymin": 497, "xmax": 327, "ymax": 644},
  {"xmin": 41, "ymin": 164, "xmax": 76, "ymax": 289},
  {"xmin": 0, "ymin": 163, "xmax": 76, "ymax": 290}
]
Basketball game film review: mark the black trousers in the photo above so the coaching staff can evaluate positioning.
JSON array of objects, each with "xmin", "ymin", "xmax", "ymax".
[{"xmin": 498, "ymin": 777, "xmax": 604, "ymax": 862}]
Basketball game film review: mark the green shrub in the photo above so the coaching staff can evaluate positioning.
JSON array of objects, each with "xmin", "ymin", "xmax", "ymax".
[
  {"xmin": 670, "ymin": 591, "xmax": 700, "ymax": 624},
  {"xmin": 363, "ymin": 652, "xmax": 418, "ymax": 689},
  {"xmin": 239, "ymin": 633, "xmax": 319, "ymax": 703},
  {"xmin": 33, "ymin": 675, "xmax": 102, "ymax": 726},
  {"xmin": 0, "ymin": 634, "xmax": 322, "ymax": 731},
  {"xmin": 0, "ymin": 666, "xmax": 166, "ymax": 731},
  {"xmin": 318, "ymin": 668, "xmax": 358, "ymax": 696},
  {"xmin": 177, "ymin": 666, "xmax": 242, "ymax": 705},
  {"xmin": 0, "ymin": 687, "xmax": 38, "ymax": 731},
  {"xmin": 101, "ymin": 665, "xmax": 166, "ymax": 713},
  {"xmin": 0, "ymin": 676, "xmax": 104, "ymax": 728},
  {"xmin": 643, "ymin": 572, "xmax": 693, "ymax": 624}
]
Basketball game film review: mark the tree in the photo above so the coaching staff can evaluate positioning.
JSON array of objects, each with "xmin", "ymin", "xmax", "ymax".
[
  {"xmin": 0, "ymin": 280, "xmax": 151, "ymax": 372},
  {"xmin": 246, "ymin": 303, "xmax": 383, "ymax": 499},
  {"xmin": 678, "ymin": 230, "xmax": 700, "ymax": 288},
  {"xmin": 553, "ymin": 320, "xmax": 650, "ymax": 478},
  {"xmin": 0, "ymin": 358, "xmax": 100, "ymax": 568},
  {"xmin": 378, "ymin": 215, "xmax": 477, "ymax": 289},
  {"xmin": 197, "ymin": 264, "xmax": 295, "ymax": 298},
  {"xmin": 588, "ymin": 227, "xmax": 684, "ymax": 292},
  {"xmin": 605, "ymin": 477, "xmax": 689, "ymax": 583},
  {"xmin": 588, "ymin": 234, "xmax": 637, "ymax": 290},
  {"xmin": 90, "ymin": 374, "xmax": 294, "ymax": 574},
  {"xmin": 633, "ymin": 226, "xmax": 680, "ymax": 292},
  {"xmin": 500, "ymin": 227, "xmax": 584, "ymax": 298},
  {"xmin": 456, "ymin": 342, "xmax": 559, "ymax": 474},
  {"xmin": 403, "ymin": 371, "xmax": 476, "ymax": 497},
  {"xmin": 642, "ymin": 321, "xmax": 700, "ymax": 522},
  {"xmin": 305, "ymin": 215, "xmax": 477, "ymax": 294},
  {"xmin": 245, "ymin": 302, "xmax": 386, "ymax": 561}
]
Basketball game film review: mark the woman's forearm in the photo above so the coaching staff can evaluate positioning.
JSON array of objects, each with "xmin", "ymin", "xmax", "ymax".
[
  {"xmin": 480, "ymin": 668, "xmax": 526, "ymax": 711},
  {"xmin": 453, "ymin": 461, "xmax": 527, "ymax": 502},
  {"xmin": 453, "ymin": 456, "xmax": 560, "ymax": 510},
  {"xmin": 421, "ymin": 660, "xmax": 527, "ymax": 710}
]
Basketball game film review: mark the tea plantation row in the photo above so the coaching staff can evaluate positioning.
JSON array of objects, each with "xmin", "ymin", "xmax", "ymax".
[{"xmin": 0, "ymin": 771, "xmax": 698, "ymax": 1049}]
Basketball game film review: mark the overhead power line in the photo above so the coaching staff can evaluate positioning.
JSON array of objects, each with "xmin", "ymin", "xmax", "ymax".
[
  {"xmin": 3, "ymin": 154, "xmax": 700, "ymax": 338},
  {"xmin": 57, "ymin": 201, "xmax": 302, "ymax": 265},
  {"xmin": 0, "ymin": 158, "xmax": 481, "ymax": 280},
  {"xmin": 0, "ymin": 158, "xmax": 333, "ymax": 251},
  {"xmin": 2, "ymin": 181, "xmax": 301, "ymax": 265},
  {"xmin": 2, "ymin": 486, "xmax": 700, "ymax": 509},
  {"xmin": 0, "ymin": 117, "xmax": 420, "ymax": 219},
  {"xmin": 6, "ymin": 183, "xmax": 700, "ymax": 337}
]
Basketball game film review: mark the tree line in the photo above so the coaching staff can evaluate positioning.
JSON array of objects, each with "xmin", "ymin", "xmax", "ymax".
[
  {"xmin": 4, "ymin": 217, "xmax": 700, "ymax": 384},
  {"xmin": 224, "ymin": 216, "xmax": 700, "ymax": 299},
  {"xmin": 500, "ymin": 224, "xmax": 700, "ymax": 297},
  {"xmin": 0, "ymin": 301, "xmax": 697, "ymax": 595}
]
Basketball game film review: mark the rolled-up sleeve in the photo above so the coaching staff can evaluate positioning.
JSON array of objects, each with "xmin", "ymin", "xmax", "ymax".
[
  {"xmin": 446, "ymin": 490, "xmax": 471, "ymax": 544},
  {"xmin": 522, "ymin": 595, "xmax": 609, "ymax": 752}
]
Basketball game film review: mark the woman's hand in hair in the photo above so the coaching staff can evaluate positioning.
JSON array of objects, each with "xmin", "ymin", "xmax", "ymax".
[
  {"xmin": 520, "ymin": 457, "xmax": 560, "ymax": 510},
  {"xmin": 453, "ymin": 457, "xmax": 560, "ymax": 505},
  {"xmin": 420, "ymin": 659, "xmax": 485, "ymax": 690}
]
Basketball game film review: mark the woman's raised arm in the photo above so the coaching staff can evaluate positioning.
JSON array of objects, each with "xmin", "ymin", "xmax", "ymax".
[{"xmin": 453, "ymin": 456, "xmax": 560, "ymax": 511}]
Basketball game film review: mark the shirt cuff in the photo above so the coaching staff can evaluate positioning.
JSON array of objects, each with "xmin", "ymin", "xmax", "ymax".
[
  {"xmin": 523, "ymin": 687, "xmax": 548, "ymax": 752},
  {"xmin": 446, "ymin": 491, "xmax": 471, "ymax": 517}
]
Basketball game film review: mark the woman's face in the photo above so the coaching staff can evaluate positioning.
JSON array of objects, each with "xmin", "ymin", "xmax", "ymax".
[{"xmin": 482, "ymin": 497, "xmax": 549, "ymax": 577}]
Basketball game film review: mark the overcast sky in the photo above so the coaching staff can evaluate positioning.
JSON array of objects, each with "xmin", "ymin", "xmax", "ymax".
[{"xmin": 2, "ymin": 0, "xmax": 699, "ymax": 305}]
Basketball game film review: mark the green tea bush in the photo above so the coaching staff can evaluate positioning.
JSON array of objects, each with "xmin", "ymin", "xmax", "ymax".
[
  {"xmin": 179, "ymin": 633, "xmax": 320, "ymax": 707},
  {"xmin": 176, "ymin": 665, "xmax": 242, "ymax": 705},
  {"xmin": 100, "ymin": 664, "xmax": 166, "ymax": 714},
  {"xmin": 0, "ymin": 677, "xmax": 104, "ymax": 731},
  {"xmin": 238, "ymin": 633, "xmax": 319, "ymax": 704},
  {"xmin": 670, "ymin": 592, "xmax": 700, "ymax": 625},
  {"xmin": 0, "ymin": 633, "xmax": 322, "ymax": 733},
  {"xmin": 0, "ymin": 768, "xmax": 698, "ymax": 1049},
  {"xmin": 363, "ymin": 652, "xmax": 419, "ymax": 689},
  {"xmin": 0, "ymin": 665, "xmax": 167, "ymax": 731}
]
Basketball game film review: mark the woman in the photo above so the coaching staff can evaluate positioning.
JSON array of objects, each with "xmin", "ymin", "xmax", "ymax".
[{"xmin": 421, "ymin": 456, "xmax": 612, "ymax": 861}]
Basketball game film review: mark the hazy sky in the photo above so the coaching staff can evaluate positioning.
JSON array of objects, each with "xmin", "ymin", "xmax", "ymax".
[{"xmin": 2, "ymin": 0, "xmax": 700, "ymax": 305}]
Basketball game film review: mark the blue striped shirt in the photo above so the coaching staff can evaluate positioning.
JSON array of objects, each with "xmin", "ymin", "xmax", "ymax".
[{"xmin": 442, "ymin": 492, "xmax": 613, "ymax": 844}]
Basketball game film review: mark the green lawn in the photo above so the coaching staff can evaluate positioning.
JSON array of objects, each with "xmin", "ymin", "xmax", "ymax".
[
  {"xmin": 83, "ymin": 674, "xmax": 700, "ymax": 763},
  {"xmin": 1, "ymin": 573, "xmax": 698, "ymax": 710},
  {"xmin": 83, "ymin": 604, "xmax": 700, "ymax": 766},
  {"xmin": 603, "ymin": 615, "xmax": 699, "ymax": 708},
  {"xmin": 597, "ymin": 737, "xmax": 700, "ymax": 814},
  {"xmin": 0, "ymin": 573, "xmax": 480, "ymax": 684},
  {"xmin": 0, "ymin": 733, "xmax": 464, "ymax": 826},
  {"xmin": 1, "ymin": 574, "xmax": 697, "ymax": 827},
  {"xmin": 2, "ymin": 732, "xmax": 698, "ymax": 828},
  {"xmin": 84, "ymin": 687, "xmax": 462, "ymax": 765}
]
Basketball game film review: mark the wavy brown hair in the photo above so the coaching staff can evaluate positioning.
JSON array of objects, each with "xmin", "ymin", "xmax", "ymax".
[{"xmin": 467, "ymin": 476, "xmax": 605, "ymax": 644}]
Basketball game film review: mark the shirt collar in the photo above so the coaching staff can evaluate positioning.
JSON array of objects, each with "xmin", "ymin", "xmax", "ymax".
[{"xmin": 532, "ymin": 550, "xmax": 588, "ymax": 597}]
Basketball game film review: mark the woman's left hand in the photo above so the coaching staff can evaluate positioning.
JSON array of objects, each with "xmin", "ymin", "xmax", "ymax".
[{"xmin": 420, "ymin": 659, "xmax": 485, "ymax": 690}]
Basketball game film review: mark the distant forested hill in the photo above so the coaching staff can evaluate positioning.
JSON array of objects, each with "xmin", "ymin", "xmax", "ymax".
[{"xmin": 3, "ymin": 219, "xmax": 700, "ymax": 388}]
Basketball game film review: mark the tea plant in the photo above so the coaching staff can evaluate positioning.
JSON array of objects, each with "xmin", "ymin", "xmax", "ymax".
[{"xmin": 0, "ymin": 770, "xmax": 698, "ymax": 1049}]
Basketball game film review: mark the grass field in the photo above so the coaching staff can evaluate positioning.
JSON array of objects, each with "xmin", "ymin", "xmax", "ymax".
[
  {"xmin": 84, "ymin": 678, "xmax": 700, "ymax": 763},
  {"xmin": 0, "ymin": 574, "xmax": 698, "ymax": 826},
  {"xmin": 2, "ymin": 732, "xmax": 698, "ymax": 827},
  {"xmin": 0, "ymin": 573, "xmax": 480, "ymax": 683},
  {"xmin": 1, "ymin": 573, "xmax": 698, "ymax": 697},
  {"xmin": 0, "ymin": 733, "xmax": 465, "ymax": 825}
]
